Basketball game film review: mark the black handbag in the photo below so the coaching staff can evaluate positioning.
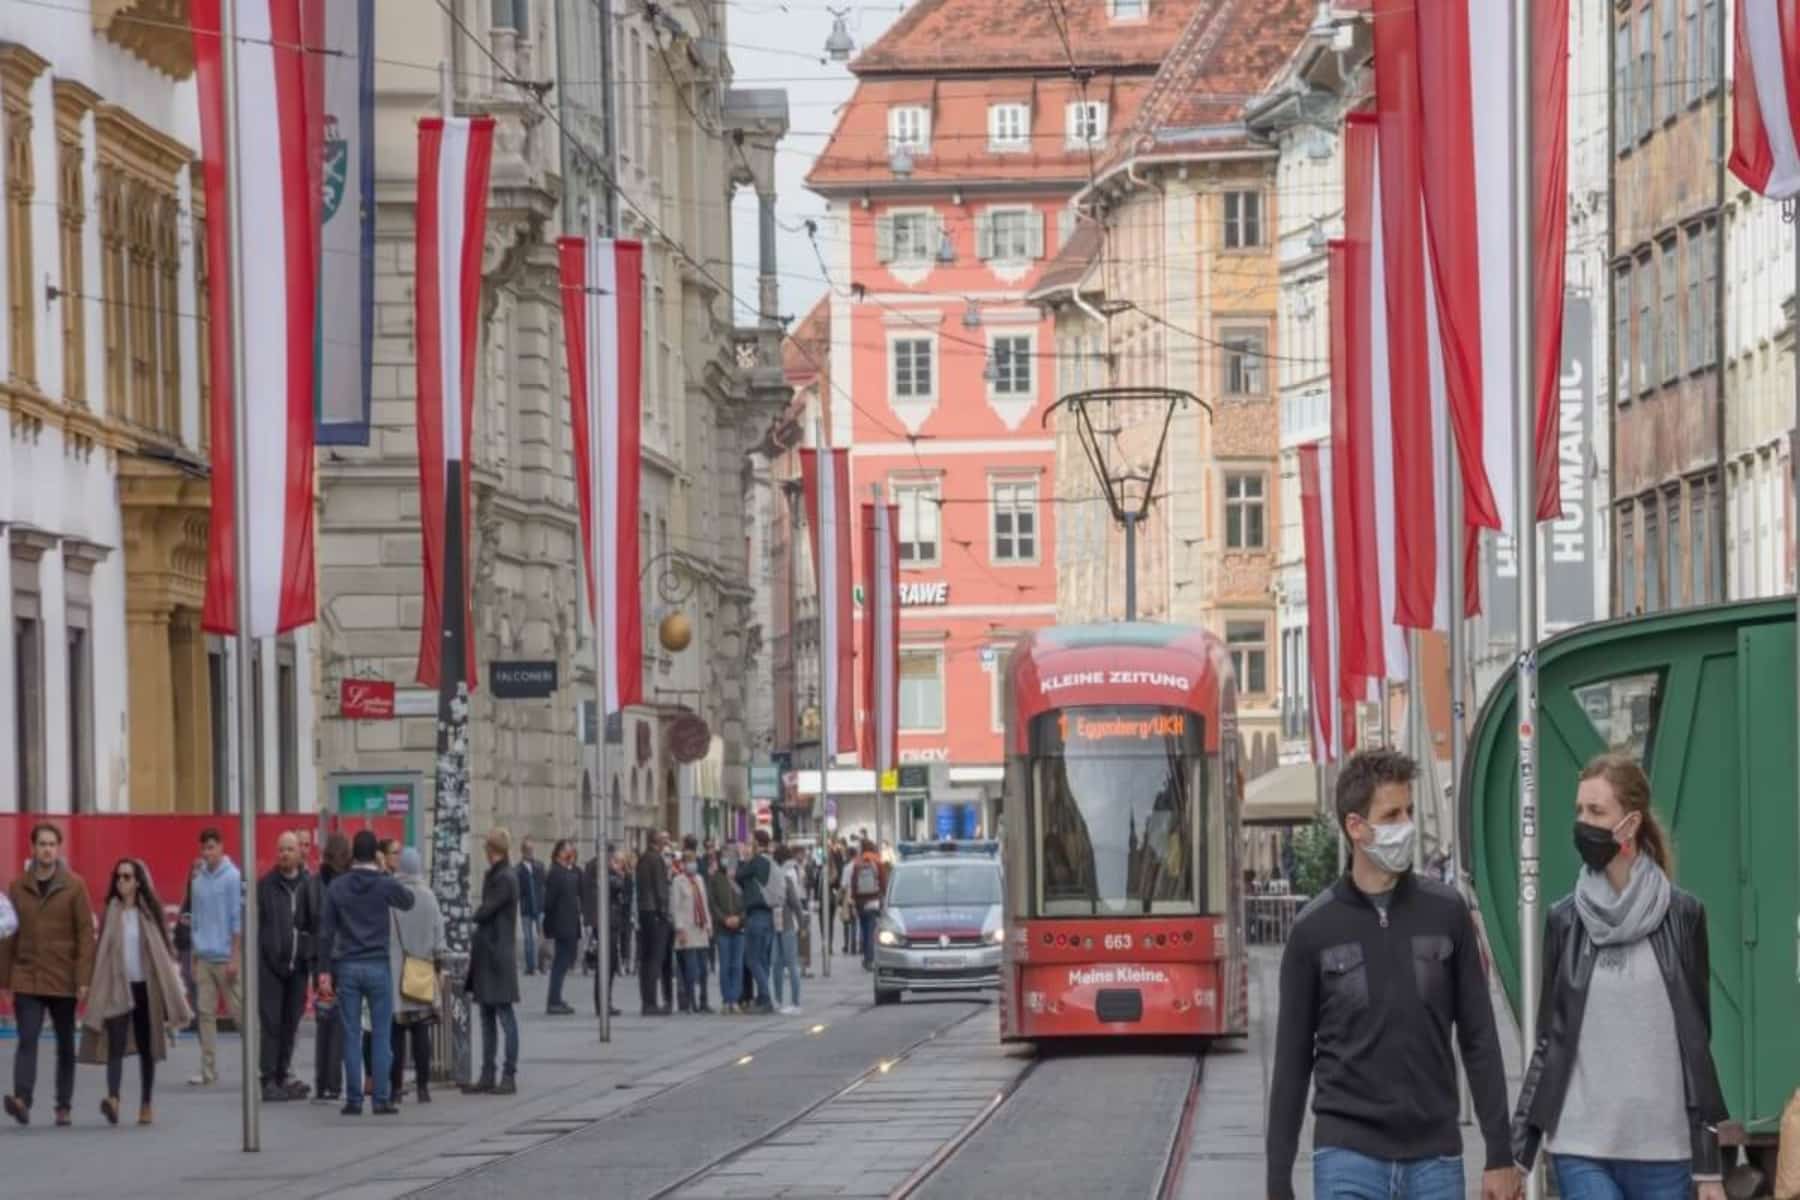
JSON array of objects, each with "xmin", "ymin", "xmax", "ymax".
[{"xmin": 173, "ymin": 883, "xmax": 193, "ymax": 953}]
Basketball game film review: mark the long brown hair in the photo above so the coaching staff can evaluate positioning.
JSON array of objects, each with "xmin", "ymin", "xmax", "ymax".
[
  {"xmin": 104, "ymin": 857, "xmax": 173, "ymax": 953},
  {"xmin": 1578, "ymin": 752, "xmax": 1673, "ymax": 874}
]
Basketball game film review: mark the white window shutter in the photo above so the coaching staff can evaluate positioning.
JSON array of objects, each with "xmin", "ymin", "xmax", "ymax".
[
  {"xmin": 875, "ymin": 215, "xmax": 894, "ymax": 263},
  {"xmin": 1030, "ymin": 211, "xmax": 1047, "ymax": 259},
  {"xmin": 1094, "ymin": 103, "xmax": 1108, "ymax": 141},
  {"xmin": 976, "ymin": 211, "xmax": 994, "ymax": 261}
]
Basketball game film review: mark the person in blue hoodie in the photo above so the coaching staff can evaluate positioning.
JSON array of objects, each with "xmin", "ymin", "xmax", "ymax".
[
  {"xmin": 316, "ymin": 831, "xmax": 414, "ymax": 1116},
  {"xmin": 185, "ymin": 828, "xmax": 241, "ymax": 1088}
]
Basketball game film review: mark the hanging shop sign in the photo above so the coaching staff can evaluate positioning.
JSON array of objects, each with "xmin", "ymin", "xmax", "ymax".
[{"xmin": 339, "ymin": 678, "xmax": 395, "ymax": 719}]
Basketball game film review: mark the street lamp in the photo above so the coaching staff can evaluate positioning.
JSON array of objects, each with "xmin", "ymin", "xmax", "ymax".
[
  {"xmin": 1043, "ymin": 387, "xmax": 1207, "ymax": 620},
  {"xmin": 824, "ymin": 8, "xmax": 855, "ymax": 61}
]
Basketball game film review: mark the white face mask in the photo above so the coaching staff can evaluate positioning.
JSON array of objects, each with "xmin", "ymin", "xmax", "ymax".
[{"xmin": 1359, "ymin": 819, "xmax": 1417, "ymax": 875}]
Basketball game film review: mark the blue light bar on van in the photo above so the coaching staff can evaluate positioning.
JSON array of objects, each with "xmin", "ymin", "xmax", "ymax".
[{"xmin": 896, "ymin": 839, "xmax": 999, "ymax": 859}]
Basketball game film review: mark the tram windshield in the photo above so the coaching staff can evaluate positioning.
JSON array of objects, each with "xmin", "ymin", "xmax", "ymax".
[{"xmin": 1029, "ymin": 706, "xmax": 1206, "ymax": 917}]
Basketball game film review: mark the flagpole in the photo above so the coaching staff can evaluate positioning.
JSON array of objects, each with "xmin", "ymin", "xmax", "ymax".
[
  {"xmin": 815, "ymin": 419, "xmax": 833, "ymax": 980},
  {"xmin": 1448, "ymin": 391, "xmax": 1475, "ymax": 1128},
  {"xmin": 219, "ymin": 0, "xmax": 261, "ymax": 1153},
  {"xmin": 870, "ymin": 483, "xmax": 883, "ymax": 850},
  {"xmin": 588, "ymin": 206, "xmax": 612, "ymax": 1043},
  {"xmin": 429, "ymin": 60, "xmax": 475, "ymax": 1090},
  {"xmin": 1511, "ymin": 7, "xmax": 1543, "ymax": 1197}
]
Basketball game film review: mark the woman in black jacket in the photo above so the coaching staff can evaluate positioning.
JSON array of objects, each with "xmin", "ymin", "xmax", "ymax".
[
  {"xmin": 1511, "ymin": 753, "xmax": 1727, "ymax": 1200},
  {"xmin": 464, "ymin": 829, "xmax": 520, "ymax": 1095}
]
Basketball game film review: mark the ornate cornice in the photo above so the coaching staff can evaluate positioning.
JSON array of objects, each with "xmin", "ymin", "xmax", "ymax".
[
  {"xmin": 52, "ymin": 78, "xmax": 101, "ymax": 135},
  {"xmin": 94, "ymin": 102, "xmax": 191, "ymax": 189},
  {"xmin": 92, "ymin": 1, "xmax": 196, "ymax": 80},
  {"xmin": 0, "ymin": 44, "xmax": 50, "ymax": 109}
]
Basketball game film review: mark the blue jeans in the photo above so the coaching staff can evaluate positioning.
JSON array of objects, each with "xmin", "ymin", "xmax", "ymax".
[
  {"xmin": 678, "ymin": 948, "xmax": 709, "ymax": 1010},
  {"xmin": 773, "ymin": 928, "xmax": 801, "ymax": 1007},
  {"xmin": 547, "ymin": 937, "xmax": 577, "ymax": 1008},
  {"xmin": 521, "ymin": 917, "xmax": 539, "ymax": 974},
  {"xmin": 334, "ymin": 958, "xmax": 395, "ymax": 1108},
  {"xmin": 1550, "ymin": 1155, "xmax": 1693, "ymax": 1200},
  {"xmin": 479, "ymin": 1003, "xmax": 518, "ymax": 1080},
  {"xmin": 717, "ymin": 930, "xmax": 746, "ymax": 1008},
  {"xmin": 858, "ymin": 907, "xmax": 880, "ymax": 968},
  {"xmin": 744, "ymin": 909, "xmax": 775, "ymax": 1009},
  {"xmin": 1312, "ymin": 1147, "xmax": 1465, "ymax": 1199}
]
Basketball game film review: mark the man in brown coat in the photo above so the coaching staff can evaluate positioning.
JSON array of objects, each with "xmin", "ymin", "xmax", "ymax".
[{"xmin": 0, "ymin": 822, "xmax": 96, "ymax": 1126}]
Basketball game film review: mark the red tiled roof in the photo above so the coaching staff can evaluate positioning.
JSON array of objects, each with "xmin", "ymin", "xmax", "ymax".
[
  {"xmin": 783, "ymin": 298, "xmax": 830, "ymax": 381},
  {"xmin": 1098, "ymin": 0, "xmax": 1313, "ymax": 172},
  {"xmin": 850, "ymin": 0, "xmax": 1207, "ymax": 74},
  {"xmin": 807, "ymin": 75, "xmax": 1155, "ymax": 190},
  {"xmin": 1028, "ymin": 218, "xmax": 1103, "ymax": 299}
]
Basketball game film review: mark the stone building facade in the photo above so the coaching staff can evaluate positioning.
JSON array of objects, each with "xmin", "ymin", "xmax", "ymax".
[
  {"xmin": 313, "ymin": 0, "xmax": 787, "ymax": 855},
  {"xmin": 1038, "ymin": 0, "xmax": 1315, "ymax": 788},
  {"xmin": 0, "ymin": 6, "xmax": 312, "ymax": 816}
]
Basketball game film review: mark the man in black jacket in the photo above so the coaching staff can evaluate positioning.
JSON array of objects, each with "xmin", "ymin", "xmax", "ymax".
[
  {"xmin": 541, "ymin": 840, "xmax": 582, "ymax": 1015},
  {"xmin": 257, "ymin": 832, "xmax": 315, "ymax": 1103},
  {"xmin": 1266, "ymin": 749, "xmax": 1518, "ymax": 1200},
  {"xmin": 635, "ymin": 832, "xmax": 672, "ymax": 1015}
]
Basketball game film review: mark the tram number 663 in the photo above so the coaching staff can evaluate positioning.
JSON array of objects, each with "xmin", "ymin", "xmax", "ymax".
[{"xmin": 1103, "ymin": 933, "xmax": 1132, "ymax": 951}]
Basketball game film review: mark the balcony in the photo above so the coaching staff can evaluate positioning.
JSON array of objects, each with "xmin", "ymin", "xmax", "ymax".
[{"xmin": 94, "ymin": 0, "xmax": 196, "ymax": 79}]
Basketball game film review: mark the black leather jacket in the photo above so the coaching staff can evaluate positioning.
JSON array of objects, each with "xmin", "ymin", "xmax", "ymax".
[{"xmin": 1511, "ymin": 886, "xmax": 1728, "ymax": 1175}]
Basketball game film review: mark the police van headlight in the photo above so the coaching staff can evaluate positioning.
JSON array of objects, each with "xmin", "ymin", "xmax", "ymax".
[
  {"xmin": 876, "ymin": 927, "xmax": 902, "ymax": 947},
  {"xmin": 985, "ymin": 927, "xmax": 1005, "ymax": 945}
]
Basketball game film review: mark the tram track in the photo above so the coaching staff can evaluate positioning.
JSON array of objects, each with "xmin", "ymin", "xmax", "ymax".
[{"xmin": 900, "ymin": 1042, "xmax": 1208, "ymax": 1200}]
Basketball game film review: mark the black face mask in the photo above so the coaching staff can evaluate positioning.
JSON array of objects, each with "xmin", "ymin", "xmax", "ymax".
[{"xmin": 1572, "ymin": 820, "xmax": 1622, "ymax": 871}]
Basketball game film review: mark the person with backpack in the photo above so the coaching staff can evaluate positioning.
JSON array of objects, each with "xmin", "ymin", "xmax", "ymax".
[{"xmin": 850, "ymin": 840, "xmax": 887, "ymax": 971}]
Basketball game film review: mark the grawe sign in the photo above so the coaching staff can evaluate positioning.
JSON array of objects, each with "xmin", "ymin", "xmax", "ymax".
[
  {"xmin": 899, "ymin": 580, "xmax": 950, "ymax": 606},
  {"xmin": 339, "ymin": 678, "xmax": 395, "ymax": 719}
]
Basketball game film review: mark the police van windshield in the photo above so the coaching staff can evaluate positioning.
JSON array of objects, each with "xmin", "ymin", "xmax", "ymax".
[
  {"xmin": 1030, "ymin": 706, "xmax": 1205, "ymax": 916},
  {"xmin": 887, "ymin": 862, "xmax": 1002, "ymax": 908}
]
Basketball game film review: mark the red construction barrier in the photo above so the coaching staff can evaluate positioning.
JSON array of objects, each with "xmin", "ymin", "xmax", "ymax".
[{"xmin": 0, "ymin": 812, "xmax": 407, "ymax": 1025}]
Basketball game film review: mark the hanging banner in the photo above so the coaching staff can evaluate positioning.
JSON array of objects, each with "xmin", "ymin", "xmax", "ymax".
[
  {"xmin": 314, "ymin": 0, "xmax": 374, "ymax": 444},
  {"xmin": 1545, "ymin": 296, "xmax": 1595, "ymax": 630}
]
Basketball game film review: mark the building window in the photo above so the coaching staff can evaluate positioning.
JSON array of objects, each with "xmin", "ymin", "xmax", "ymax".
[
  {"xmin": 980, "ymin": 207, "xmax": 1041, "ymax": 261},
  {"xmin": 1684, "ymin": 229, "xmax": 1704, "ymax": 371},
  {"xmin": 1702, "ymin": 0, "xmax": 1720, "ymax": 93},
  {"xmin": 1690, "ymin": 476, "xmax": 1710, "ymax": 604},
  {"xmin": 891, "ymin": 336, "xmax": 934, "ymax": 400},
  {"xmin": 1067, "ymin": 101, "xmax": 1107, "ymax": 148},
  {"xmin": 877, "ymin": 210, "xmax": 934, "ymax": 265},
  {"xmin": 1110, "ymin": 0, "xmax": 1146, "ymax": 19},
  {"xmin": 1225, "ymin": 472, "xmax": 1267, "ymax": 549},
  {"xmin": 96, "ymin": 110, "xmax": 185, "ymax": 437},
  {"xmin": 1615, "ymin": 20, "xmax": 1634, "ymax": 148},
  {"xmin": 1700, "ymin": 219, "xmax": 1718, "ymax": 367},
  {"xmin": 1618, "ymin": 504, "xmax": 1637, "ymax": 613},
  {"xmin": 1222, "ymin": 329, "xmax": 1267, "ymax": 395},
  {"xmin": 1685, "ymin": 0, "xmax": 1702, "ymax": 105},
  {"xmin": 1644, "ymin": 501, "xmax": 1662, "ymax": 612},
  {"xmin": 1223, "ymin": 190, "xmax": 1263, "ymax": 249},
  {"xmin": 992, "ymin": 479, "xmax": 1039, "ymax": 562},
  {"xmin": 988, "ymin": 103, "xmax": 1030, "ymax": 150},
  {"xmin": 888, "ymin": 105, "xmax": 929, "ymax": 151},
  {"xmin": 4, "ymin": 82, "xmax": 37, "ymax": 387},
  {"xmin": 1226, "ymin": 620, "xmax": 1268, "ymax": 696},
  {"xmin": 1614, "ymin": 264, "xmax": 1632, "ymax": 402},
  {"xmin": 1636, "ymin": 8, "xmax": 1654, "ymax": 141},
  {"xmin": 1636, "ymin": 250, "xmax": 1654, "ymax": 394},
  {"xmin": 1659, "ymin": 237, "xmax": 1679, "ymax": 383},
  {"xmin": 899, "ymin": 648, "xmax": 944, "ymax": 731},
  {"xmin": 1659, "ymin": 0, "xmax": 1676, "ymax": 122},
  {"xmin": 55, "ymin": 97, "xmax": 86, "ymax": 407},
  {"xmin": 1665, "ymin": 488, "xmax": 1682, "ymax": 606},
  {"xmin": 990, "ymin": 333, "xmax": 1032, "ymax": 396},
  {"xmin": 895, "ymin": 481, "xmax": 941, "ymax": 565}
]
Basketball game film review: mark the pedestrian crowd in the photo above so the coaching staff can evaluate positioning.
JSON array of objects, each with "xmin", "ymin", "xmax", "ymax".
[{"xmin": 1268, "ymin": 747, "xmax": 1728, "ymax": 1200}]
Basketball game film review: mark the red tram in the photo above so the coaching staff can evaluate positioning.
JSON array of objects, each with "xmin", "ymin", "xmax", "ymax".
[{"xmin": 997, "ymin": 623, "xmax": 1248, "ymax": 1041}]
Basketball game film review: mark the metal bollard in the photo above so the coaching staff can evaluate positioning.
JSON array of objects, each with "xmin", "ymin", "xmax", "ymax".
[{"xmin": 431, "ymin": 954, "xmax": 471, "ymax": 1086}]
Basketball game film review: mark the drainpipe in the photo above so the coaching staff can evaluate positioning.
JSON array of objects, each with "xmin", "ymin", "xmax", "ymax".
[{"xmin": 1068, "ymin": 281, "xmax": 1105, "ymax": 328}]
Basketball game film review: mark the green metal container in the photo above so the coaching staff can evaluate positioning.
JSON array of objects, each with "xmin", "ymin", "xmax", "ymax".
[{"xmin": 1462, "ymin": 598, "xmax": 1800, "ymax": 1140}]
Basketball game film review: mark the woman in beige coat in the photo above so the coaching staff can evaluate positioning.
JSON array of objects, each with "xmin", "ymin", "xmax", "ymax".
[{"xmin": 79, "ymin": 859, "xmax": 193, "ymax": 1126}]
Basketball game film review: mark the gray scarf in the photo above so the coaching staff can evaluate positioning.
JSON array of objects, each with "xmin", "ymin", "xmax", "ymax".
[{"xmin": 1574, "ymin": 853, "xmax": 1670, "ymax": 946}]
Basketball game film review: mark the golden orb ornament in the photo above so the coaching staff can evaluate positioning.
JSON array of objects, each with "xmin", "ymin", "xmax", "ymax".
[{"xmin": 659, "ymin": 610, "xmax": 693, "ymax": 652}]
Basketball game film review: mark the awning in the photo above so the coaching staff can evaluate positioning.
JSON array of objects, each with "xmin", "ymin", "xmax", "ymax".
[{"xmin": 1243, "ymin": 762, "xmax": 1322, "ymax": 826}]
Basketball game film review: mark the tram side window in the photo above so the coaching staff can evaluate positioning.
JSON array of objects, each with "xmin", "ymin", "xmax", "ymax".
[{"xmin": 1031, "ymin": 707, "xmax": 1206, "ymax": 917}]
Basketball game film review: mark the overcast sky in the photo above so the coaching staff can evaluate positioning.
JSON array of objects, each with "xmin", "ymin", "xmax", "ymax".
[{"xmin": 727, "ymin": 1, "xmax": 906, "ymax": 324}]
